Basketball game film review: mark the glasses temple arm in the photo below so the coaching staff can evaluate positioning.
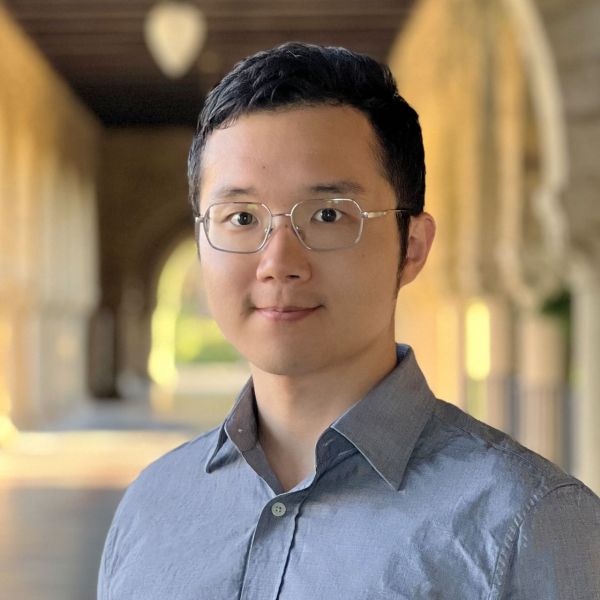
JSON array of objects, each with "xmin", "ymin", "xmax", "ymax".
[{"xmin": 361, "ymin": 209, "xmax": 413, "ymax": 219}]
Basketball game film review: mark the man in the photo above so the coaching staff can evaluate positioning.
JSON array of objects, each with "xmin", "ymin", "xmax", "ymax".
[{"xmin": 98, "ymin": 43, "xmax": 600, "ymax": 599}]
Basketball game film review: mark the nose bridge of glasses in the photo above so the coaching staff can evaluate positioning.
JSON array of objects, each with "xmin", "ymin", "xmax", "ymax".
[
  {"xmin": 263, "ymin": 208, "xmax": 310, "ymax": 250},
  {"xmin": 266, "ymin": 210, "xmax": 296, "ymax": 233},
  {"xmin": 270, "ymin": 210, "xmax": 293, "ymax": 220}
]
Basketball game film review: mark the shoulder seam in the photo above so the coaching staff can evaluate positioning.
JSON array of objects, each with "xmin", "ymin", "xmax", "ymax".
[
  {"xmin": 431, "ymin": 405, "xmax": 569, "ymax": 483},
  {"xmin": 487, "ymin": 482, "xmax": 584, "ymax": 599}
]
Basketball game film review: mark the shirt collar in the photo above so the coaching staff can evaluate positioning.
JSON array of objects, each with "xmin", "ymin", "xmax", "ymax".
[
  {"xmin": 206, "ymin": 344, "xmax": 437, "ymax": 490},
  {"xmin": 331, "ymin": 344, "xmax": 437, "ymax": 490},
  {"xmin": 205, "ymin": 378, "xmax": 256, "ymax": 473}
]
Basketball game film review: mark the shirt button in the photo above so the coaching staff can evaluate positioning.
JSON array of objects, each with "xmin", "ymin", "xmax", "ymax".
[{"xmin": 271, "ymin": 502, "xmax": 287, "ymax": 517}]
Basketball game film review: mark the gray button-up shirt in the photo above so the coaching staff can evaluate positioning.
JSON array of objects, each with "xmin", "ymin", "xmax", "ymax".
[{"xmin": 98, "ymin": 345, "xmax": 600, "ymax": 599}]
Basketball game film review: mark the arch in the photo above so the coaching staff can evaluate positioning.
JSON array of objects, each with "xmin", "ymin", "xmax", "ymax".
[
  {"xmin": 386, "ymin": 0, "xmax": 572, "ymax": 451},
  {"xmin": 501, "ymin": 0, "xmax": 568, "ymax": 228},
  {"xmin": 497, "ymin": 0, "xmax": 570, "ymax": 305},
  {"xmin": 148, "ymin": 238, "xmax": 196, "ymax": 411},
  {"xmin": 147, "ymin": 236, "xmax": 247, "ymax": 423}
]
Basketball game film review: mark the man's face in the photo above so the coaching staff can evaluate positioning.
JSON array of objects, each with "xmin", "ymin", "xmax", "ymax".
[{"xmin": 197, "ymin": 105, "xmax": 402, "ymax": 376}]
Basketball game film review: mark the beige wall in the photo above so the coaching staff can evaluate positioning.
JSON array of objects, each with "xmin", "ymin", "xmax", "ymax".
[
  {"xmin": 536, "ymin": 0, "xmax": 600, "ymax": 493},
  {"xmin": 389, "ymin": 0, "xmax": 600, "ymax": 493},
  {"xmin": 0, "ymin": 5, "xmax": 100, "ymax": 430}
]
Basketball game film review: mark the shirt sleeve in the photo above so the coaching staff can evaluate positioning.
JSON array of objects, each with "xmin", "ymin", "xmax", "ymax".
[
  {"xmin": 97, "ymin": 522, "xmax": 117, "ymax": 600},
  {"xmin": 498, "ymin": 483, "xmax": 600, "ymax": 599}
]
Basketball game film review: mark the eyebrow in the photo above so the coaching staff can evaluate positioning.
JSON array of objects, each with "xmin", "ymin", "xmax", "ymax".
[
  {"xmin": 211, "ymin": 180, "xmax": 367, "ymax": 200},
  {"xmin": 213, "ymin": 186, "xmax": 259, "ymax": 199},
  {"xmin": 307, "ymin": 181, "xmax": 366, "ymax": 197}
]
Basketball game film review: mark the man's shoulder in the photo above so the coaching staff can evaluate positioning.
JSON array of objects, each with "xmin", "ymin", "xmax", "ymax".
[
  {"xmin": 421, "ymin": 400, "xmax": 600, "ymax": 598},
  {"xmin": 120, "ymin": 425, "xmax": 223, "ymax": 502},
  {"xmin": 149, "ymin": 423, "xmax": 222, "ymax": 466},
  {"xmin": 421, "ymin": 398, "xmax": 584, "ymax": 499}
]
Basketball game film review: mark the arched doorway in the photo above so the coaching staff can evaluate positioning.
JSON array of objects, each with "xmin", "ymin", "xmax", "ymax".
[
  {"xmin": 148, "ymin": 238, "xmax": 249, "ymax": 431},
  {"xmin": 388, "ymin": 0, "xmax": 570, "ymax": 464}
]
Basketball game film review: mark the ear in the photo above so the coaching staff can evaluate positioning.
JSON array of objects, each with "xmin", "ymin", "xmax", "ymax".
[{"xmin": 398, "ymin": 212, "xmax": 436, "ymax": 288}]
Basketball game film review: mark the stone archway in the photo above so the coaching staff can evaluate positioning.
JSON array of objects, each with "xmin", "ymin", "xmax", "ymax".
[
  {"xmin": 91, "ymin": 127, "xmax": 195, "ymax": 400},
  {"xmin": 387, "ymin": 0, "xmax": 571, "ymax": 464},
  {"xmin": 387, "ymin": 0, "xmax": 600, "ymax": 493}
]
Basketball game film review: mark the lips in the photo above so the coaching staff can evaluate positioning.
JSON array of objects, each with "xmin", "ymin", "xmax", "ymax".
[{"xmin": 255, "ymin": 305, "xmax": 321, "ymax": 322}]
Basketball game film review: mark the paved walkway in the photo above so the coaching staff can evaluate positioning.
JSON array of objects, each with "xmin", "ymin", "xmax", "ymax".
[
  {"xmin": 0, "ymin": 364, "xmax": 249, "ymax": 599},
  {"xmin": 0, "ymin": 394, "xmax": 235, "ymax": 600}
]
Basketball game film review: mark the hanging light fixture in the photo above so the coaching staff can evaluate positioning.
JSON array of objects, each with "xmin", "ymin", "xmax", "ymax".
[{"xmin": 144, "ymin": 1, "xmax": 207, "ymax": 79}]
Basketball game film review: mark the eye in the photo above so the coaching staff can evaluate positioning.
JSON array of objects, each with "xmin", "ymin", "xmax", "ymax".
[
  {"xmin": 229, "ymin": 211, "xmax": 257, "ymax": 227},
  {"xmin": 313, "ymin": 207, "xmax": 342, "ymax": 223}
]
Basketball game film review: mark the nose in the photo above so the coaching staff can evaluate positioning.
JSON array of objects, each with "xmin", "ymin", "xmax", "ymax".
[{"xmin": 255, "ymin": 217, "xmax": 311, "ymax": 283}]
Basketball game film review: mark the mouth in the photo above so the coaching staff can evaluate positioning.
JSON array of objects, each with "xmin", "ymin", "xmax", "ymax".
[{"xmin": 254, "ymin": 305, "xmax": 321, "ymax": 322}]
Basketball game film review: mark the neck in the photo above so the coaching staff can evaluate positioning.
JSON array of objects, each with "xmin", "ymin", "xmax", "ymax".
[{"xmin": 251, "ymin": 339, "xmax": 398, "ymax": 491}]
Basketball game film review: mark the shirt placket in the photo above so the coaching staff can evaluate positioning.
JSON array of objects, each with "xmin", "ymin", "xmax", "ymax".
[
  {"xmin": 239, "ymin": 490, "xmax": 306, "ymax": 600},
  {"xmin": 239, "ymin": 431, "xmax": 355, "ymax": 600}
]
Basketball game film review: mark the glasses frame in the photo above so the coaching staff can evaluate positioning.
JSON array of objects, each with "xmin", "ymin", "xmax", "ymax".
[{"xmin": 194, "ymin": 198, "xmax": 413, "ymax": 254}]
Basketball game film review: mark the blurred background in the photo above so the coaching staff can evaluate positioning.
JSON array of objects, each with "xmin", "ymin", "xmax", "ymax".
[{"xmin": 0, "ymin": 0, "xmax": 599, "ymax": 597}]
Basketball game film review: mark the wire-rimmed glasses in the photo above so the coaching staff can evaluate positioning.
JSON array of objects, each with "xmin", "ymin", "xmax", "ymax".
[{"xmin": 194, "ymin": 198, "xmax": 412, "ymax": 253}]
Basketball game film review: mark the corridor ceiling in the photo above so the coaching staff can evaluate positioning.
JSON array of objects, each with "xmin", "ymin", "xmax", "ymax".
[{"xmin": 5, "ymin": 0, "xmax": 416, "ymax": 126}]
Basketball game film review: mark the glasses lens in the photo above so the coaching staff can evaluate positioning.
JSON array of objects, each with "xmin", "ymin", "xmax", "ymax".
[
  {"xmin": 205, "ymin": 203, "xmax": 270, "ymax": 252},
  {"xmin": 292, "ymin": 199, "xmax": 362, "ymax": 250}
]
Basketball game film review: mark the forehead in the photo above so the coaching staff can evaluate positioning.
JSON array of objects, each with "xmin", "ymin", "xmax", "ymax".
[{"xmin": 199, "ymin": 105, "xmax": 389, "ymax": 203}]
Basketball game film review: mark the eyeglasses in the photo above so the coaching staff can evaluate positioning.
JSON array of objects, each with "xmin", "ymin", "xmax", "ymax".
[{"xmin": 195, "ymin": 198, "xmax": 412, "ymax": 253}]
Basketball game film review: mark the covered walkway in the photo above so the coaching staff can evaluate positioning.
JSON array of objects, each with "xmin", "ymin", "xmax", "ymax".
[{"xmin": 1, "ymin": 0, "xmax": 599, "ymax": 595}]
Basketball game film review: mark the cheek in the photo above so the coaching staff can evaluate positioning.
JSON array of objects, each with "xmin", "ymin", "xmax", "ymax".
[
  {"xmin": 341, "ymin": 251, "xmax": 399, "ymax": 329},
  {"xmin": 326, "ymin": 253, "xmax": 397, "ymax": 319},
  {"xmin": 353, "ymin": 242, "xmax": 398, "ymax": 291}
]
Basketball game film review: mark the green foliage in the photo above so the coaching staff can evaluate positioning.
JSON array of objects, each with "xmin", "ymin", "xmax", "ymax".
[
  {"xmin": 175, "ymin": 314, "xmax": 240, "ymax": 364},
  {"xmin": 540, "ymin": 290, "xmax": 570, "ymax": 320}
]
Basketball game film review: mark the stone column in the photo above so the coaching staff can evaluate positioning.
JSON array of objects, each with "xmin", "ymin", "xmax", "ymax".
[
  {"xmin": 486, "ymin": 298, "xmax": 514, "ymax": 433},
  {"xmin": 0, "ymin": 304, "xmax": 17, "ymax": 442},
  {"xmin": 571, "ymin": 265, "xmax": 600, "ymax": 494},
  {"xmin": 517, "ymin": 311, "xmax": 566, "ymax": 467},
  {"xmin": 0, "ymin": 97, "xmax": 15, "ymax": 440},
  {"xmin": 435, "ymin": 297, "xmax": 465, "ymax": 409},
  {"xmin": 10, "ymin": 302, "xmax": 41, "ymax": 427},
  {"xmin": 88, "ymin": 306, "xmax": 117, "ymax": 397},
  {"xmin": 117, "ymin": 276, "xmax": 151, "ymax": 399}
]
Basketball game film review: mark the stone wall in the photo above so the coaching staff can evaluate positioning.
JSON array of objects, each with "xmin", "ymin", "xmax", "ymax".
[
  {"xmin": 0, "ymin": 5, "xmax": 100, "ymax": 429},
  {"xmin": 536, "ymin": 0, "xmax": 600, "ymax": 493},
  {"xmin": 388, "ymin": 0, "xmax": 600, "ymax": 492}
]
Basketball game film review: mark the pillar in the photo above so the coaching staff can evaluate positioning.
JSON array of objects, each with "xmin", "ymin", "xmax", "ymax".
[
  {"xmin": 571, "ymin": 265, "xmax": 600, "ymax": 494},
  {"xmin": 517, "ymin": 311, "xmax": 566, "ymax": 467},
  {"xmin": 486, "ymin": 298, "xmax": 514, "ymax": 433}
]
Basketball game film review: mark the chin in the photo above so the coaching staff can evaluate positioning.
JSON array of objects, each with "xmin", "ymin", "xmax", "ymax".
[{"xmin": 244, "ymin": 345, "xmax": 328, "ymax": 377}]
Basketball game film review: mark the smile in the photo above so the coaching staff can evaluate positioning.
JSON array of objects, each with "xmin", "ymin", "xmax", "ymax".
[{"xmin": 255, "ymin": 306, "xmax": 321, "ymax": 322}]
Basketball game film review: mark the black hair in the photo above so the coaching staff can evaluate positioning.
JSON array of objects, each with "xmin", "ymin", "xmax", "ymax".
[{"xmin": 188, "ymin": 42, "xmax": 425, "ymax": 270}]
